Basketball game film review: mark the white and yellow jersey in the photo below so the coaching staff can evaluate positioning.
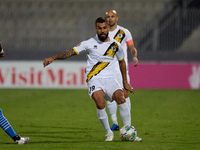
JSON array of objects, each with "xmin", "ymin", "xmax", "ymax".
[
  {"xmin": 109, "ymin": 25, "xmax": 133, "ymax": 73},
  {"xmin": 73, "ymin": 36, "xmax": 124, "ymax": 82}
]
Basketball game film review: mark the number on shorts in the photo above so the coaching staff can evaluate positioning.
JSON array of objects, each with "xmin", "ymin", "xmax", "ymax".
[{"xmin": 89, "ymin": 85, "xmax": 95, "ymax": 94}]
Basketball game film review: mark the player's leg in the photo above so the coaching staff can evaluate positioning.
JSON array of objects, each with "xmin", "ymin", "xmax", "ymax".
[
  {"xmin": 92, "ymin": 90, "xmax": 114, "ymax": 141},
  {"xmin": 122, "ymin": 73, "xmax": 132, "ymax": 123},
  {"xmin": 125, "ymin": 73, "xmax": 131, "ymax": 111},
  {"xmin": 123, "ymin": 90, "xmax": 142, "ymax": 142},
  {"xmin": 0, "ymin": 108, "xmax": 30, "ymax": 144},
  {"xmin": 88, "ymin": 78, "xmax": 111, "ymax": 136},
  {"xmin": 105, "ymin": 78, "xmax": 131, "ymax": 126},
  {"xmin": 112, "ymin": 90, "xmax": 131, "ymax": 126},
  {"xmin": 124, "ymin": 89, "xmax": 131, "ymax": 110},
  {"xmin": 107, "ymin": 101, "xmax": 119, "ymax": 131},
  {"xmin": 107, "ymin": 73, "xmax": 122, "ymax": 131},
  {"xmin": 123, "ymin": 89, "xmax": 131, "ymax": 122},
  {"xmin": 0, "ymin": 108, "xmax": 18, "ymax": 138}
]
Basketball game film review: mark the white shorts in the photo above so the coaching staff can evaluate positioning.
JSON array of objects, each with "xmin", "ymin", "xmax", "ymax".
[
  {"xmin": 87, "ymin": 77, "xmax": 123, "ymax": 102},
  {"xmin": 116, "ymin": 71, "xmax": 130, "ymax": 87}
]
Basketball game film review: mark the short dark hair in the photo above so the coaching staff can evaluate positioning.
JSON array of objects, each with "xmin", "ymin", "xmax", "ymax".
[{"xmin": 95, "ymin": 17, "xmax": 108, "ymax": 26}]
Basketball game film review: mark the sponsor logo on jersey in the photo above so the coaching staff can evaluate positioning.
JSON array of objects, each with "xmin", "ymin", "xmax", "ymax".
[{"xmin": 94, "ymin": 45, "xmax": 97, "ymax": 49}]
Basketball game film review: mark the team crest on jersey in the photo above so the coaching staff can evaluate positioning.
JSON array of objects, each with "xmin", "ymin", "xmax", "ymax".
[
  {"xmin": 117, "ymin": 33, "xmax": 123, "ymax": 39},
  {"xmin": 111, "ymin": 46, "xmax": 116, "ymax": 52}
]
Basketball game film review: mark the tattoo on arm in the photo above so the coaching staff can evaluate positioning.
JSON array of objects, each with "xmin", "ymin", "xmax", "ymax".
[{"xmin": 52, "ymin": 49, "xmax": 77, "ymax": 60}]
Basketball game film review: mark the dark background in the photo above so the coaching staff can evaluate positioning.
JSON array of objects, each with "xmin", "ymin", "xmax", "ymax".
[{"xmin": 0, "ymin": 0, "xmax": 199, "ymax": 62}]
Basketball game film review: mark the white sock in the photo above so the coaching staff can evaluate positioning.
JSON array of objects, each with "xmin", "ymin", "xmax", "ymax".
[
  {"xmin": 119, "ymin": 102, "xmax": 131, "ymax": 126},
  {"xmin": 97, "ymin": 108, "xmax": 113, "ymax": 135},
  {"xmin": 125, "ymin": 97, "xmax": 131, "ymax": 112},
  {"xmin": 107, "ymin": 101, "xmax": 118, "ymax": 125},
  {"xmin": 125, "ymin": 97, "xmax": 131, "ymax": 123}
]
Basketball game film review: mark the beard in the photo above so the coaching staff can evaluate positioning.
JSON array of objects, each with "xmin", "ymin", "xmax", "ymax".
[{"xmin": 97, "ymin": 32, "xmax": 109, "ymax": 41}]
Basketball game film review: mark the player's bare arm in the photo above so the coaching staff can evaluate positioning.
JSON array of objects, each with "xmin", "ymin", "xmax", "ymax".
[
  {"xmin": 43, "ymin": 49, "xmax": 77, "ymax": 67},
  {"xmin": 119, "ymin": 59, "xmax": 134, "ymax": 94},
  {"xmin": 128, "ymin": 44, "xmax": 138, "ymax": 67}
]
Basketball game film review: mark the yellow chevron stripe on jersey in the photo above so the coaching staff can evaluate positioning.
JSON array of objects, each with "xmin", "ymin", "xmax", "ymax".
[
  {"xmin": 103, "ymin": 42, "xmax": 119, "ymax": 57},
  {"xmin": 114, "ymin": 29, "xmax": 125, "ymax": 43},
  {"xmin": 86, "ymin": 62, "xmax": 109, "ymax": 82}
]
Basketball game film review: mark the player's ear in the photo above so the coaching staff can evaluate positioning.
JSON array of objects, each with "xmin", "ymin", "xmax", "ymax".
[{"xmin": 116, "ymin": 17, "xmax": 119, "ymax": 22}]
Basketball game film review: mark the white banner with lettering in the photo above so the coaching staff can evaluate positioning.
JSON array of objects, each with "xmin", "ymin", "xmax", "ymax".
[
  {"xmin": 0, "ymin": 61, "xmax": 87, "ymax": 88},
  {"xmin": 1, "ymin": 61, "xmax": 199, "ymax": 89}
]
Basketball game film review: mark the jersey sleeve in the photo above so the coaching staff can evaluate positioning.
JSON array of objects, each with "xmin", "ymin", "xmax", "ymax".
[
  {"xmin": 72, "ymin": 41, "xmax": 87, "ymax": 55},
  {"xmin": 125, "ymin": 29, "xmax": 134, "ymax": 46}
]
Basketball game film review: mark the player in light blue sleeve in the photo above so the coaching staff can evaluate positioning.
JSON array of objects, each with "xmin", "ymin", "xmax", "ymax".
[{"xmin": 0, "ymin": 42, "xmax": 30, "ymax": 144}]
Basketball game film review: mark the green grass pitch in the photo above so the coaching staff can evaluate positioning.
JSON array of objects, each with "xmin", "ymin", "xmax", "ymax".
[{"xmin": 0, "ymin": 89, "xmax": 199, "ymax": 150}]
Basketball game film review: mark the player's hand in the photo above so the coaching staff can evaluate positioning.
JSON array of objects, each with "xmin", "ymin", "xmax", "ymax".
[
  {"xmin": 124, "ymin": 82, "xmax": 135, "ymax": 94},
  {"xmin": 43, "ymin": 57, "xmax": 54, "ymax": 67},
  {"xmin": 133, "ymin": 57, "xmax": 138, "ymax": 67},
  {"xmin": 0, "ymin": 42, "xmax": 5, "ymax": 58},
  {"xmin": 0, "ymin": 51, "xmax": 5, "ymax": 58},
  {"xmin": 0, "ymin": 42, "xmax": 2, "ymax": 51}
]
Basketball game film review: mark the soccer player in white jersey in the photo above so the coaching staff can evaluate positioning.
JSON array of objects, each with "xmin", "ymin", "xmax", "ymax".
[
  {"xmin": 105, "ymin": 10, "xmax": 139, "ymax": 131},
  {"xmin": 43, "ymin": 17, "xmax": 141, "ymax": 141},
  {"xmin": 0, "ymin": 42, "xmax": 30, "ymax": 144}
]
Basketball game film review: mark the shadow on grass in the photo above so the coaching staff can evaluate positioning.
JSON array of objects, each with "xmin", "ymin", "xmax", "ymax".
[
  {"xmin": 0, "ymin": 125, "xmax": 115, "ymax": 144},
  {"xmin": 25, "ymin": 125, "xmax": 99, "ymax": 131}
]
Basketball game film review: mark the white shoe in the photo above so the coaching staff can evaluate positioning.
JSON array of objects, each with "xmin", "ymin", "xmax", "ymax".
[
  {"xmin": 15, "ymin": 137, "xmax": 30, "ymax": 144},
  {"xmin": 105, "ymin": 134, "xmax": 114, "ymax": 141},
  {"xmin": 134, "ymin": 136, "xmax": 142, "ymax": 142}
]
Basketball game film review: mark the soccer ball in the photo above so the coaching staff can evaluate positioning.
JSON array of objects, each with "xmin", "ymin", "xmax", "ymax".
[{"xmin": 119, "ymin": 125, "xmax": 137, "ymax": 141}]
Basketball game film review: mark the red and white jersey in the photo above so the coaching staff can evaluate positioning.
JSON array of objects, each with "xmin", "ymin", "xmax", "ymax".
[
  {"xmin": 109, "ymin": 25, "xmax": 133, "ymax": 73},
  {"xmin": 73, "ymin": 35, "xmax": 124, "ymax": 82}
]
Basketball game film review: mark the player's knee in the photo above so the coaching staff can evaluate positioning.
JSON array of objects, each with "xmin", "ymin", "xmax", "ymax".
[
  {"xmin": 93, "ymin": 98, "xmax": 105, "ymax": 109},
  {"xmin": 96, "ymin": 103, "xmax": 105, "ymax": 109},
  {"xmin": 113, "ymin": 90, "xmax": 126, "ymax": 104},
  {"xmin": 118, "ymin": 96, "xmax": 126, "ymax": 104}
]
